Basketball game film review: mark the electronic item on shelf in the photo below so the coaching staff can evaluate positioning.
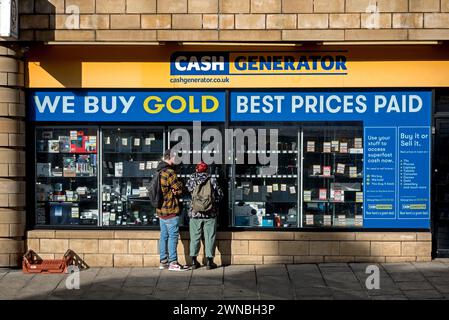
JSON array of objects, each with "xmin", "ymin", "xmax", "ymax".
[
  {"xmin": 118, "ymin": 137, "xmax": 131, "ymax": 153},
  {"xmin": 305, "ymin": 214, "xmax": 314, "ymax": 226},
  {"xmin": 319, "ymin": 188, "xmax": 327, "ymax": 200},
  {"xmin": 49, "ymin": 203, "xmax": 78, "ymax": 225},
  {"xmin": 51, "ymin": 167, "xmax": 63, "ymax": 177},
  {"xmin": 331, "ymin": 140, "xmax": 339, "ymax": 152},
  {"xmin": 262, "ymin": 214, "xmax": 274, "ymax": 227},
  {"xmin": 48, "ymin": 140, "xmax": 59, "ymax": 153},
  {"xmin": 336, "ymin": 163, "xmax": 345, "ymax": 175},
  {"xmin": 59, "ymin": 136, "xmax": 71, "ymax": 153},
  {"xmin": 323, "ymin": 215, "xmax": 332, "ymax": 226},
  {"xmin": 335, "ymin": 215, "xmax": 347, "ymax": 227},
  {"xmin": 349, "ymin": 166, "xmax": 358, "ymax": 178},
  {"xmin": 323, "ymin": 142, "xmax": 331, "ymax": 153},
  {"xmin": 36, "ymin": 140, "xmax": 46, "ymax": 152},
  {"xmin": 115, "ymin": 162, "xmax": 123, "ymax": 177},
  {"xmin": 103, "ymin": 135, "xmax": 115, "ymax": 151},
  {"xmin": 63, "ymin": 156, "xmax": 76, "ymax": 177},
  {"xmin": 306, "ymin": 141, "xmax": 315, "ymax": 152},
  {"xmin": 84, "ymin": 136, "xmax": 97, "ymax": 153},
  {"xmin": 36, "ymin": 206, "xmax": 46, "ymax": 224},
  {"xmin": 349, "ymin": 148, "xmax": 363, "ymax": 154},
  {"xmin": 312, "ymin": 165, "xmax": 321, "ymax": 176},
  {"xmin": 355, "ymin": 215, "xmax": 363, "ymax": 227},
  {"xmin": 340, "ymin": 142, "xmax": 348, "ymax": 153},
  {"xmin": 36, "ymin": 163, "xmax": 51, "ymax": 177},
  {"xmin": 303, "ymin": 190, "xmax": 312, "ymax": 202},
  {"xmin": 333, "ymin": 190, "xmax": 344, "ymax": 202}
]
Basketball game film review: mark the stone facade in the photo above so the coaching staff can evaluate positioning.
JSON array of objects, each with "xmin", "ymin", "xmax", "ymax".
[
  {"xmin": 0, "ymin": 47, "xmax": 26, "ymax": 267},
  {"xmin": 9, "ymin": 0, "xmax": 449, "ymax": 42},
  {"xmin": 27, "ymin": 230, "xmax": 432, "ymax": 267},
  {"xmin": 6, "ymin": 0, "xmax": 449, "ymax": 42},
  {"xmin": 0, "ymin": 1, "xmax": 444, "ymax": 267}
]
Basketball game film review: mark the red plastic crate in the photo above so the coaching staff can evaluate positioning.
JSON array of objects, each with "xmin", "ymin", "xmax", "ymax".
[{"xmin": 22, "ymin": 249, "xmax": 75, "ymax": 274}]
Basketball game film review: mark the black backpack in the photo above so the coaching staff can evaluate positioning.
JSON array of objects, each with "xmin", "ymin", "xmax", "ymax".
[{"xmin": 148, "ymin": 170, "xmax": 163, "ymax": 209}]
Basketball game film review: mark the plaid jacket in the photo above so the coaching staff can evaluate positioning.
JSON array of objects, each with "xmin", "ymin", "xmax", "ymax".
[{"xmin": 156, "ymin": 162, "xmax": 183, "ymax": 218}]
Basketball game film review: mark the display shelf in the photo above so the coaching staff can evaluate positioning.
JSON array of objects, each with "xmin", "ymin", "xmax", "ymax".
[
  {"xmin": 37, "ymin": 151, "xmax": 97, "ymax": 155},
  {"xmin": 232, "ymin": 126, "xmax": 299, "ymax": 229},
  {"xmin": 304, "ymin": 152, "xmax": 363, "ymax": 156},
  {"xmin": 38, "ymin": 199, "xmax": 96, "ymax": 203},
  {"xmin": 236, "ymin": 150, "xmax": 298, "ymax": 154},
  {"xmin": 37, "ymin": 176, "xmax": 97, "ymax": 179},
  {"xmin": 35, "ymin": 127, "xmax": 100, "ymax": 227},
  {"xmin": 304, "ymin": 200, "xmax": 362, "ymax": 204},
  {"xmin": 103, "ymin": 151, "xmax": 162, "ymax": 155},
  {"xmin": 234, "ymin": 174, "xmax": 298, "ymax": 179},
  {"xmin": 302, "ymin": 124, "xmax": 364, "ymax": 228},
  {"xmin": 101, "ymin": 127, "xmax": 164, "ymax": 227}
]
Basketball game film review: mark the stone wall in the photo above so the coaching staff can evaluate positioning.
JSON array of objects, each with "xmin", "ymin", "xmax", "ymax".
[
  {"xmin": 27, "ymin": 230, "xmax": 432, "ymax": 267},
  {"xmin": 0, "ymin": 46, "xmax": 26, "ymax": 267},
  {"xmin": 13, "ymin": 0, "xmax": 449, "ymax": 42}
]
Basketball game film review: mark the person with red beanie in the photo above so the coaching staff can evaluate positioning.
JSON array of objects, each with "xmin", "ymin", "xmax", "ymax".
[{"xmin": 186, "ymin": 161, "xmax": 223, "ymax": 270}]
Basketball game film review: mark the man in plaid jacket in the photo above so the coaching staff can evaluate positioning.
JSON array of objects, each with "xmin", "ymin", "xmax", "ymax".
[{"xmin": 156, "ymin": 149, "xmax": 189, "ymax": 272}]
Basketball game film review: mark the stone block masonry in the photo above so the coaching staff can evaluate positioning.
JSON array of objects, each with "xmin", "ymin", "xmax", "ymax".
[
  {"xmin": 26, "ymin": 230, "xmax": 431, "ymax": 267},
  {"xmin": 0, "ymin": 47, "xmax": 26, "ymax": 267},
  {"xmin": 7, "ymin": 0, "xmax": 449, "ymax": 42}
]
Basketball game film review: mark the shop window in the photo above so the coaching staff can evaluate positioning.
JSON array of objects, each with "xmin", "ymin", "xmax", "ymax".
[
  {"xmin": 35, "ymin": 127, "xmax": 99, "ymax": 226},
  {"xmin": 230, "ymin": 122, "xmax": 363, "ymax": 229},
  {"xmin": 34, "ymin": 123, "xmax": 363, "ymax": 229},
  {"xmin": 302, "ymin": 123, "xmax": 363, "ymax": 228},
  {"xmin": 436, "ymin": 90, "xmax": 449, "ymax": 113},
  {"xmin": 101, "ymin": 127, "xmax": 164, "ymax": 227},
  {"xmin": 231, "ymin": 126, "xmax": 299, "ymax": 228}
]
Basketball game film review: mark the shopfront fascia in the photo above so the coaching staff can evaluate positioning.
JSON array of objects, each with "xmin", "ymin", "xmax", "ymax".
[{"xmin": 24, "ymin": 44, "xmax": 447, "ymax": 266}]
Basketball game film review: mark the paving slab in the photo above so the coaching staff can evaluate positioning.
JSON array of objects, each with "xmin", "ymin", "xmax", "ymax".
[
  {"xmin": 1, "ymin": 263, "xmax": 449, "ymax": 300},
  {"xmin": 397, "ymin": 281, "xmax": 435, "ymax": 291},
  {"xmin": 332, "ymin": 289, "xmax": 370, "ymax": 300},
  {"xmin": 255, "ymin": 265, "xmax": 288, "ymax": 277},
  {"xmin": 152, "ymin": 288, "xmax": 188, "ymax": 300},
  {"xmin": 223, "ymin": 284, "xmax": 259, "ymax": 299},
  {"xmin": 295, "ymin": 286, "xmax": 333, "ymax": 298},
  {"xmin": 370, "ymin": 295, "xmax": 408, "ymax": 300},
  {"xmin": 190, "ymin": 268, "xmax": 223, "ymax": 286},
  {"xmin": 403, "ymin": 289, "xmax": 444, "ymax": 300},
  {"xmin": 432, "ymin": 283, "xmax": 449, "ymax": 294}
]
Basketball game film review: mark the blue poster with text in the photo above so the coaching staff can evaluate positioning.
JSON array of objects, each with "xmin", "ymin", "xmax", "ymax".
[
  {"xmin": 31, "ymin": 90, "xmax": 226, "ymax": 122},
  {"xmin": 230, "ymin": 91, "xmax": 431, "ymax": 229}
]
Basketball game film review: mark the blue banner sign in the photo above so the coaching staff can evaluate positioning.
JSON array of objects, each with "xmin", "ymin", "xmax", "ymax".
[
  {"xmin": 231, "ymin": 91, "xmax": 432, "ymax": 229},
  {"xmin": 31, "ymin": 91, "xmax": 226, "ymax": 122}
]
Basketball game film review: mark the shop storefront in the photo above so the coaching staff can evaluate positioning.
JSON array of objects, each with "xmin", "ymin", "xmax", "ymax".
[{"xmin": 24, "ymin": 44, "xmax": 449, "ymax": 266}]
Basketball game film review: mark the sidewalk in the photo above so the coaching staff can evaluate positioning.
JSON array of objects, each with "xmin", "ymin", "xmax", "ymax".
[{"xmin": 1, "ymin": 261, "xmax": 449, "ymax": 300}]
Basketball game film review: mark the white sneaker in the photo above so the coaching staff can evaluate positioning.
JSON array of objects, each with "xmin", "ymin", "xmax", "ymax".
[
  {"xmin": 159, "ymin": 259, "xmax": 169, "ymax": 270},
  {"xmin": 168, "ymin": 261, "xmax": 190, "ymax": 272}
]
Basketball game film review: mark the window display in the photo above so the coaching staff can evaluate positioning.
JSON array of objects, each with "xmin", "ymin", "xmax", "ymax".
[
  {"xmin": 34, "ymin": 123, "xmax": 364, "ymax": 229},
  {"xmin": 101, "ymin": 127, "xmax": 164, "ymax": 226},
  {"xmin": 302, "ymin": 123, "xmax": 364, "ymax": 228},
  {"xmin": 232, "ymin": 127, "xmax": 299, "ymax": 228},
  {"xmin": 35, "ymin": 127, "xmax": 99, "ymax": 226}
]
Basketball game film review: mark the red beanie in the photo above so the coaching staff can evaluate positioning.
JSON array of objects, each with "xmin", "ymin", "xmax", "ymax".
[{"xmin": 196, "ymin": 161, "xmax": 208, "ymax": 173}]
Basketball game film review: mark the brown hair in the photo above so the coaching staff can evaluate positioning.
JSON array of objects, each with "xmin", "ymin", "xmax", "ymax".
[{"xmin": 163, "ymin": 148, "xmax": 174, "ymax": 160}]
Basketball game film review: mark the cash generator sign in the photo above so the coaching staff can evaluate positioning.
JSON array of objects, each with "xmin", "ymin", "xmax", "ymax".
[{"xmin": 170, "ymin": 52, "xmax": 348, "ymax": 76}]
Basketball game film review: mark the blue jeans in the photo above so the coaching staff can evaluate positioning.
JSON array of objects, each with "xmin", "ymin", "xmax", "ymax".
[{"xmin": 159, "ymin": 216, "xmax": 179, "ymax": 263}]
